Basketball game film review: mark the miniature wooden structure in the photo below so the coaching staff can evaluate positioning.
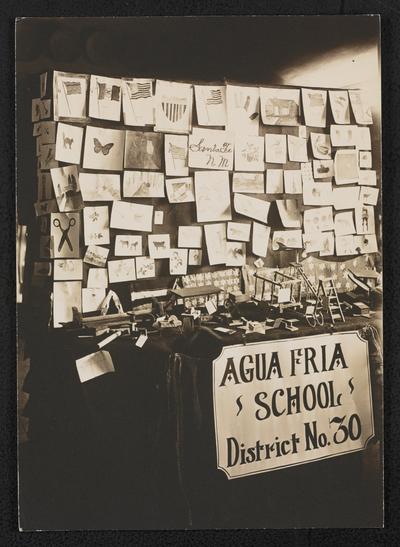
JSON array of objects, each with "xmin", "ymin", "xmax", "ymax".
[{"xmin": 252, "ymin": 270, "xmax": 301, "ymax": 312}]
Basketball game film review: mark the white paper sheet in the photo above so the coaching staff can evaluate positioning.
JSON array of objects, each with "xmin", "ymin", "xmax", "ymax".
[
  {"xmin": 178, "ymin": 226, "xmax": 202, "ymax": 248},
  {"xmin": 123, "ymin": 171, "xmax": 165, "ymax": 198},
  {"xmin": 195, "ymin": 171, "xmax": 231, "ymax": 222},
  {"xmin": 252, "ymin": 222, "xmax": 271, "ymax": 258},
  {"xmin": 234, "ymin": 193, "xmax": 270, "ymax": 224},
  {"xmin": 227, "ymin": 222, "xmax": 251, "ymax": 242},
  {"xmin": 76, "ymin": 350, "xmax": 114, "ymax": 383},
  {"xmin": 303, "ymin": 206, "xmax": 334, "ymax": 233},
  {"xmin": 55, "ymin": 122, "xmax": 84, "ymax": 164},
  {"xmin": 260, "ymin": 87, "xmax": 300, "ymax": 126},
  {"xmin": 232, "ymin": 172, "xmax": 264, "ymax": 193},
  {"xmin": 328, "ymin": 90, "xmax": 350, "ymax": 124},
  {"xmin": 89, "ymin": 74, "xmax": 122, "ymax": 121},
  {"xmin": 83, "ymin": 126, "xmax": 125, "ymax": 171},
  {"xmin": 50, "ymin": 165, "xmax": 83, "ymax": 212},
  {"xmin": 266, "ymin": 169, "xmax": 284, "ymax": 193},
  {"xmin": 154, "ymin": 80, "xmax": 193, "ymax": 133},
  {"xmin": 334, "ymin": 149, "xmax": 359, "ymax": 184},
  {"xmin": 53, "ymin": 71, "xmax": 89, "ymax": 120},
  {"xmin": 194, "ymin": 85, "xmax": 227, "ymax": 126},
  {"xmin": 108, "ymin": 259, "xmax": 136, "ymax": 283},
  {"xmin": 110, "ymin": 201, "xmax": 153, "ymax": 232},
  {"xmin": 53, "ymin": 259, "xmax": 83, "ymax": 281},
  {"xmin": 148, "ymin": 234, "xmax": 171, "ymax": 259},
  {"xmin": 234, "ymin": 135, "xmax": 264, "ymax": 171},
  {"xmin": 301, "ymin": 88, "xmax": 327, "ymax": 127},
  {"xmin": 204, "ymin": 223, "xmax": 227, "ymax": 265},
  {"xmin": 121, "ymin": 77, "xmax": 154, "ymax": 126},
  {"xmin": 84, "ymin": 245, "xmax": 110, "ymax": 267},
  {"xmin": 83, "ymin": 206, "xmax": 110, "ymax": 246},
  {"xmin": 226, "ymin": 85, "xmax": 260, "ymax": 135},
  {"xmin": 53, "ymin": 281, "xmax": 82, "ymax": 327},
  {"xmin": 265, "ymin": 134, "xmax": 287, "ymax": 164},
  {"xmin": 79, "ymin": 173, "xmax": 121, "ymax": 201},
  {"xmin": 135, "ymin": 257, "xmax": 156, "ymax": 279},
  {"xmin": 164, "ymin": 134, "xmax": 189, "ymax": 176},
  {"xmin": 165, "ymin": 177, "xmax": 195, "ymax": 203},
  {"xmin": 188, "ymin": 128, "xmax": 234, "ymax": 170},
  {"xmin": 114, "ymin": 235, "xmax": 142, "ymax": 257},
  {"xmin": 169, "ymin": 248, "xmax": 188, "ymax": 275}
]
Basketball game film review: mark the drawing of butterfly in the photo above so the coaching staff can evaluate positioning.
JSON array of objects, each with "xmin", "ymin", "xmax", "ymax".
[{"xmin": 93, "ymin": 138, "xmax": 114, "ymax": 155}]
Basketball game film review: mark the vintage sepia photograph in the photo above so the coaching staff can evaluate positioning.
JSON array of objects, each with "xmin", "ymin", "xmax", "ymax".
[{"xmin": 16, "ymin": 15, "xmax": 383, "ymax": 531}]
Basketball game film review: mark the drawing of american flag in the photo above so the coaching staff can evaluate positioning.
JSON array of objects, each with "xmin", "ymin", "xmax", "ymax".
[
  {"xmin": 129, "ymin": 82, "xmax": 152, "ymax": 100},
  {"xmin": 206, "ymin": 89, "xmax": 223, "ymax": 105},
  {"xmin": 169, "ymin": 142, "xmax": 186, "ymax": 161},
  {"xmin": 63, "ymin": 81, "xmax": 82, "ymax": 95}
]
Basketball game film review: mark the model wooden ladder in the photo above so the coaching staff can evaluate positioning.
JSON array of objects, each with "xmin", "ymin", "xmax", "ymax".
[{"xmin": 318, "ymin": 278, "xmax": 345, "ymax": 324}]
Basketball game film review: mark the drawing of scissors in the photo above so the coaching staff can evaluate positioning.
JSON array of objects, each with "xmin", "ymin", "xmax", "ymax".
[{"xmin": 53, "ymin": 217, "xmax": 76, "ymax": 252}]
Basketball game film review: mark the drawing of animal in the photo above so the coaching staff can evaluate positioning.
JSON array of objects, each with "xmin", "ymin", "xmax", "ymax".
[
  {"xmin": 139, "ymin": 262, "xmax": 153, "ymax": 276},
  {"xmin": 93, "ymin": 138, "xmax": 114, "ymax": 156},
  {"xmin": 153, "ymin": 241, "xmax": 166, "ymax": 250},
  {"xmin": 120, "ymin": 239, "xmax": 139, "ymax": 251},
  {"xmin": 63, "ymin": 133, "xmax": 74, "ymax": 149}
]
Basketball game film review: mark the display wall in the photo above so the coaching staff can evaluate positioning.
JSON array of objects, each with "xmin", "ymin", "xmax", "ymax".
[{"xmin": 24, "ymin": 70, "xmax": 381, "ymax": 327}]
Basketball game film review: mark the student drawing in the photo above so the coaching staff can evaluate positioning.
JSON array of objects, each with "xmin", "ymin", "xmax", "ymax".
[
  {"xmin": 89, "ymin": 75, "xmax": 122, "ymax": 121},
  {"xmin": 313, "ymin": 160, "xmax": 334, "ymax": 179},
  {"xmin": 84, "ymin": 245, "xmax": 109, "ymax": 268},
  {"xmin": 54, "ymin": 71, "xmax": 89, "ymax": 120},
  {"xmin": 169, "ymin": 249, "xmax": 188, "ymax": 275},
  {"xmin": 121, "ymin": 78, "xmax": 154, "ymax": 126},
  {"xmin": 55, "ymin": 122, "xmax": 84, "ymax": 164},
  {"xmin": 114, "ymin": 235, "xmax": 142, "ymax": 257},
  {"xmin": 328, "ymin": 90, "xmax": 350, "ymax": 124},
  {"xmin": 155, "ymin": 80, "xmax": 192, "ymax": 133},
  {"xmin": 260, "ymin": 87, "xmax": 300, "ymax": 125},
  {"xmin": 50, "ymin": 212, "xmax": 80, "ymax": 258},
  {"xmin": 136, "ymin": 257, "xmax": 156, "ymax": 279},
  {"xmin": 40, "ymin": 144, "xmax": 58, "ymax": 170},
  {"xmin": 83, "ymin": 126, "xmax": 125, "ymax": 171},
  {"xmin": 188, "ymin": 249, "xmax": 202, "ymax": 266},
  {"xmin": 93, "ymin": 138, "xmax": 114, "ymax": 155},
  {"xmin": 164, "ymin": 134, "xmax": 189, "ymax": 176},
  {"xmin": 310, "ymin": 133, "xmax": 332, "ymax": 159},
  {"xmin": 124, "ymin": 131, "xmax": 162, "ymax": 170},
  {"xmin": 108, "ymin": 259, "xmax": 136, "ymax": 283},
  {"xmin": 148, "ymin": 234, "xmax": 171, "ymax": 259},
  {"xmin": 226, "ymin": 85, "xmax": 260, "ymax": 134},
  {"xmin": 63, "ymin": 133, "xmax": 73, "ymax": 149},
  {"xmin": 194, "ymin": 85, "xmax": 227, "ymax": 126},
  {"xmin": 195, "ymin": 171, "xmax": 231, "ymax": 223},
  {"xmin": 301, "ymin": 88, "xmax": 327, "ymax": 127},
  {"xmin": 79, "ymin": 173, "xmax": 120, "ymax": 202},
  {"xmin": 265, "ymin": 134, "xmax": 287, "ymax": 164},
  {"xmin": 235, "ymin": 135, "xmax": 264, "ymax": 171},
  {"xmin": 54, "ymin": 259, "xmax": 83, "ymax": 280},
  {"xmin": 226, "ymin": 242, "xmax": 246, "ymax": 266},
  {"xmin": 232, "ymin": 173, "xmax": 264, "ymax": 194},
  {"xmin": 83, "ymin": 206, "xmax": 110, "ymax": 246},
  {"xmin": 166, "ymin": 177, "xmax": 195, "ymax": 203},
  {"xmin": 123, "ymin": 171, "xmax": 165, "ymax": 198},
  {"xmin": 50, "ymin": 165, "xmax": 83, "ymax": 212}
]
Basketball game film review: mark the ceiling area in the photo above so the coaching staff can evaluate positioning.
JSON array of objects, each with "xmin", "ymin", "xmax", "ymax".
[{"xmin": 16, "ymin": 16, "xmax": 379, "ymax": 84}]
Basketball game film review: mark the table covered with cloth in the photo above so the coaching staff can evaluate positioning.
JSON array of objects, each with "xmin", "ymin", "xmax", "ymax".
[{"xmin": 20, "ymin": 316, "xmax": 383, "ymax": 530}]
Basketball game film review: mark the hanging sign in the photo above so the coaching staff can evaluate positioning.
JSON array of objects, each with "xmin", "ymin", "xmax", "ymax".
[{"xmin": 213, "ymin": 331, "xmax": 374, "ymax": 479}]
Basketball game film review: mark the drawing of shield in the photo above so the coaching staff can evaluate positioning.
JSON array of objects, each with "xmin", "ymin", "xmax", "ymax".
[{"xmin": 162, "ymin": 101, "xmax": 187, "ymax": 123}]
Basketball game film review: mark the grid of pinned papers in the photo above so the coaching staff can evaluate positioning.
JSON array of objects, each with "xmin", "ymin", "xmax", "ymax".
[{"xmin": 31, "ymin": 72, "xmax": 379, "ymax": 326}]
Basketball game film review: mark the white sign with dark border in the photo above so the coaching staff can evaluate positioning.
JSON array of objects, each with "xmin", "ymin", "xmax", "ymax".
[{"xmin": 213, "ymin": 331, "xmax": 374, "ymax": 479}]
